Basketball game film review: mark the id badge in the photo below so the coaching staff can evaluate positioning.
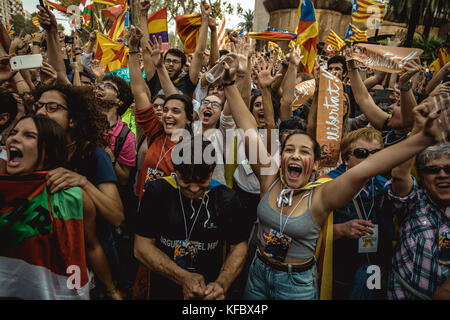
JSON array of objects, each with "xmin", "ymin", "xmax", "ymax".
[
  {"xmin": 174, "ymin": 240, "xmax": 198, "ymax": 273},
  {"xmin": 143, "ymin": 168, "xmax": 164, "ymax": 192},
  {"xmin": 242, "ymin": 159, "xmax": 253, "ymax": 175},
  {"xmin": 358, "ymin": 224, "xmax": 378, "ymax": 253},
  {"xmin": 263, "ymin": 229, "xmax": 292, "ymax": 262}
]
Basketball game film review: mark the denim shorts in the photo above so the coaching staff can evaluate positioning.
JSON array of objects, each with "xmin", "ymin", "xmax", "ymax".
[{"xmin": 244, "ymin": 253, "xmax": 318, "ymax": 300}]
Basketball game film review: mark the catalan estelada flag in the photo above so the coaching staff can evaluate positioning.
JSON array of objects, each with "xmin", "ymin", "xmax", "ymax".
[
  {"xmin": 248, "ymin": 29, "xmax": 296, "ymax": 41},
  {"xmin": 95, "ymin": 32, "xmax": 129, "ymax": 73},
  {"xmin": 296, "ymin": 0, "xmax": 318, "ymax": 74},
  {"xmin": 323, "ymin": 29, "xmax": 345, "ymax": 54},
  {"xmin": 0, "ymin": 172, "xmax": 89, "ymax": 299},
  {"xmin": 108, "ymin": 0, "xmax": 127, "ymax": 41},
  {"xmin": 176, "ymin": 14, "xmax": 202, "ymax": 54},
  {"xmin": 352, "ymin": 0, "xmax": 386, "ymax": 26},
  {"xmin": 429, "ymin": 47, "xmax": 450, "ymax": 73},
  {"xmin": 148, "ymin": 8, "xmax": 169, "ymax": 51},
  {"xmin": 217, "ymin": 16, "xmax": 226, "ymax": 49},
  {"xmin": 345, "ymin": 23, "xmax": 368, "ymax": 42}
]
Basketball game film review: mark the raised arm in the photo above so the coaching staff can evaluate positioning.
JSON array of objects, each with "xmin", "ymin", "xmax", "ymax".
[
  {"xmin": 425, "ymin": 61, "xmax": 450, "ymax": 95},
  {"xmin": 345, "ymin": 49, "xmax": 388, "ymax": 130},
  {"xmin": 280, "ymin": 45, "xmax": 302, "ymax": 121},
  {"xmin": 148, "ymin": 35, "xmax": 177, "ymax": 96},
  {"xmin": 138, "ymin": 0, "xmax": 156, "ymax": 82},
  {"xmin": 128, "ymin": 25, "xmax": 151, "ymax": 110},
  {"xmin": 189, "ymin": 0, "xmax": 210, "ymax": 85},
  {"xmin": 37, "ymin": 5, "xmax": 71, "ymax": 85},
  {"xmin": 398, "ymin": 59, "xmax": 422, "ymax": 131},
  {"xmin": 314, "ymin": 101, "xmax": 446, "ymax": 225},
  {"xmin": 208, "ymin": 16, "xmax": 219, "ymax": 69},
  {"xmin": 363, "ymin": 69, "xmax": 386, "ymax": 90}
]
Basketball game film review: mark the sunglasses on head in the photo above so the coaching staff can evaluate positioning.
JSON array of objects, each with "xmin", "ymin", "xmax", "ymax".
[
  {"xmin": 350, "ymin": 148, "xmax": 381, "ymax": 159},
  {"xmin": 421, "ymin": 165, "xmax": 450, "ymax": 175}
]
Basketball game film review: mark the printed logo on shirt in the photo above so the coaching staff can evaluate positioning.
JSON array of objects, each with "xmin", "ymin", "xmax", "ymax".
[
  {"xmin": 262, "ymin": 229, "xmax": 292, "ymax": 262},
  {"xmin": 174, "ymin": 240, "xmax": 199, "ymax": 273}
]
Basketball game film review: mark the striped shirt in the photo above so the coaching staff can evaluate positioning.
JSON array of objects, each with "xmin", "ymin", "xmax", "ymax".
[{"xmin": 385, "ymin": 177, "xmax": 450, "ymax": 299}]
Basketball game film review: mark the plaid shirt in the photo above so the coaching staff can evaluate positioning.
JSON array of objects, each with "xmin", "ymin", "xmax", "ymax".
[{"xmin": 385, "ymin": 178, "xmax": 450, "ymax": 300}]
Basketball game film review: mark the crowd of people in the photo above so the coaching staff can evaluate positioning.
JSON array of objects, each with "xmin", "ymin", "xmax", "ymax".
[{"xmin": 0, "ymin": 0, "xmax": 449, "ymax": 300}]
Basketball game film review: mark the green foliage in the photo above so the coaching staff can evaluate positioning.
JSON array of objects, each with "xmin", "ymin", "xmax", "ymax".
[
  {"xmin": 411, "ymin": 34, "xmax": 444, "ymax": 64},
  {"xmin": 237, "ymin": 9, "xmax": 254, "ymax": 32},
  {"xmin": 10, "ymin": 14, "xmax": 39, "ymax": 36}
]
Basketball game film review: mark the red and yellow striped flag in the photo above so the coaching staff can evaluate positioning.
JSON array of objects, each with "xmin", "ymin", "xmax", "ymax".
[
  {"xmin": 107, "ymin": 0, "xmax": 127, "ymax": 41},
  {"xmin": 44, "ymin": 0, "xmax": 68, "ymax": 14},
  {"xmin": 323, "ymin": 29, "xmax": 345, "ymax": 54},
  {"xmin": 296, "ymin": 0, "xmax": 319, "ymax": 74},
  {"xmin": 176, "ymin": 14, "xmax": 202, "ymax": 54},
  {"xmin": 352, "ymin": 0, "xmax": 386, "ymax": 24},
  {"xmin": 32, "ymin": 16, "xmax": 41, "ymax": 27},
  {"xmin": 429, "ymin": 47, "xmax": 450, "ymax": 74},
  {"xmin": 217, "ymin": 16, "xmax": 226, "ymax": 49},
  {"xmin": 344, "ymin": 23, "xmax": 368, "ymax": 42}
]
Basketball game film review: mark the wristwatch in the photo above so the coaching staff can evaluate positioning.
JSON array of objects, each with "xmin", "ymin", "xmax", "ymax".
[{"xmin": 398, "ymin": 80, "xmax": 412, "ymax": 91}]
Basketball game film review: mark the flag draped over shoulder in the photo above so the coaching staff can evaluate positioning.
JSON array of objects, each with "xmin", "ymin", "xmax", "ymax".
[
  {"xmin": 0, "ymin": 172, "xmax": 89, "ymax": 300},
  {"xmin": 323, "ymin": 29, "xmax": 345, "ymax": 54},
  {"xmin": 44, "ymin": 0, "xmax": 68, "ymax": 14},
  {"xmin": 78, "ymin": 0, "xmax": 94, "ymax": 27},
  {"xmin": 429, "ymin": 47, "xmax": 450, "ymax": 73},
  {"xmin": 296, "ymin": 0, "xmax": 318, "ymax": 74},
  {"xmin": 108, "ymin": 0, "xmax": 127, "ymax": 41},
  {"xmin": 95, "ymin": 32, "xmax": 129, "ymax": 73},
  {"xmin": 148, "ymin": 8, "xmax": 169, "ymax": 51},
  {"xmin": 176, "ymin": 14, "xmax": 202, "ymax": 54},
  {"xmin": 352, "ymin": 0, "xmax": 386, "ymax": 25},
  {"xmin": 345, "ymin": 23, "xmax": 368, "ymax": 42}
]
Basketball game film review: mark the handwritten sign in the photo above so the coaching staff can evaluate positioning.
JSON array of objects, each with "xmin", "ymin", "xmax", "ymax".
[
  {"xmin": 106, "ymin": 68, "xmax": 146, "ymax": 83},
  {"xmin": 291, "ymin": 79, "xmax": 316, "ymax": 109},
  {"xmin": 316, "ymin": 68, "xmax": 344, "ymax": 168},
  {"xmin": 353, "ymin": 44, "xmax": 423, "ymax": 73}
]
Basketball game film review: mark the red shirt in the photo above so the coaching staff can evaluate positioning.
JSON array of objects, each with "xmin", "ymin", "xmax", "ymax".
[{"xmin": 135, "ymin": 104, "xmax": 176, "ymax": 198}]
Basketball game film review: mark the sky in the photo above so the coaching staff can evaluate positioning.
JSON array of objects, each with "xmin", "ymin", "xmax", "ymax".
[{"xmin": 22, "ymin": 0, "xmax": 256, "ymax": 35}]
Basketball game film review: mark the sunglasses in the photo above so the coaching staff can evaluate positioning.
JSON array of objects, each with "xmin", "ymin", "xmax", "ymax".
[
  {"xmin": 421, "ymin": 165, "xmax": 450, "ymax": 175},
  {"xmin": 350, "ymin": 148, "xmax": 381, "ymax": 159}
]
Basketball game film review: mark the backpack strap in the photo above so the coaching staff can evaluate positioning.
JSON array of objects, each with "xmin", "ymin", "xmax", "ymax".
[
  {"xmin": 113, "ymin": 124, "xmax": 131, "ymax": 166},
  {"xmin": 148, "ymin": 130, "xmax": 164, "ymax": 148}
]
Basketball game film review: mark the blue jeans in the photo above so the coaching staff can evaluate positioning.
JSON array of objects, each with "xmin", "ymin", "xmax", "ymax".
[{"xmin": 244, "ymin": 253, "xmax": 318, "ymax": 300}]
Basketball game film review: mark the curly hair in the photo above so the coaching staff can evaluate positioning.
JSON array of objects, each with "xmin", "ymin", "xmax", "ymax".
[
  {"xmin": 33, "ymin": 85, "xmax": 110, "ymax": 156},
  {"xmin": 102, "ymin": 74, "xmax": 133, "ymax": 116}
]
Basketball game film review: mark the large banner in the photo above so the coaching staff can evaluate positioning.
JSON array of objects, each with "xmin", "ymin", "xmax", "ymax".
[
  {"xmin": 291, "ymin": 79, "xmax": 316, "ymax": 109},
  {"xmin": 353, "ymin": 43, "xmax": 423, "ymax": 73},
  {"xmin": 316, "ymin": 68, "xmax": 344, "ymax": 168}
]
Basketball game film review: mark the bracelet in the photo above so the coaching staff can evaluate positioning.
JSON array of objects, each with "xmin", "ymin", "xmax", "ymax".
[
  {"xmin": 398, "ymin": 80, "xmax": 411, "ymax": 91},
  {"xmin": 129, "ymin": 51, "xmax": 139, "ymax": 54},
  {"xmin": 33, "ymin": 41, "xmax": 41, "ymax": 46},
  {"xmin": 222, "ymin": 80, "xmax": 235, "ymax": 87}
]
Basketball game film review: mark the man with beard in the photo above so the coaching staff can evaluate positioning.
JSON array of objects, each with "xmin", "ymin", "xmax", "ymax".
[
  {"xmin": 95, "ymin": 75, "xmax": 136, "ymax": 187},
  {"xmin": 142, "ymin": 0, "xmax": 210, "ymax": 99}
]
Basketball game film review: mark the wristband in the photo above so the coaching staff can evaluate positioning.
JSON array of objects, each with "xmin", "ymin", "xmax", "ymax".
[
  {"xmin": 398, "ymin": 80, "xmax": 411, "ymax": 91},
  {"xmin": 33, "ymin": 41, "xmax": 41, "ymax": 46},
  {"xmin": 222, "ymin": 80, "xmax": 235, "ymax": 87}
]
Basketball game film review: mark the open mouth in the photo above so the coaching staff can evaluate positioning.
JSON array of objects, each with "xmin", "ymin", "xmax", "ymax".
[
  {"xmin": 8, "ymin": 147, "xmax": 23, "ymax": 167},
  {"xmin": 287, "ymin": 164, "xmax": 302, "ymax": 180},
  {"xmin": 436, "ymin": 182, "xmax": 450, "ymax": 189},
  {"xmin": 203, "ymin": 110, "xmax": 212, "ymax": 121},
  {"xmin": 165, "ymin": 119, "xmax": 176, "ymax": 129}
]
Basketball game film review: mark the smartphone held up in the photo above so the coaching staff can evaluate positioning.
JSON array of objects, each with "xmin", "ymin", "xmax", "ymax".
[{"xmin": 10, "ymin": 54, "xmax": 43, "ymax": 71}]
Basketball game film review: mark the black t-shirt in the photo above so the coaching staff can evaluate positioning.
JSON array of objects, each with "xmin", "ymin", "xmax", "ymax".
[
  {"xmin": 344, "ymin": 83, "xmax": 361, "ymax": 118},
  {"xmin": 135, "ymin": 176, "xmax": 250, "ymax": 299},
  {"xmin": 146, "ymin": 72, "xmax": 197, "ymax": 99}
]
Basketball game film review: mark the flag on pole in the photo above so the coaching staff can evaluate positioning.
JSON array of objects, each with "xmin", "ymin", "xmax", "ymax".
[
  {"xmin": 95, "ymin": 32, "xmax": 129, "ymax": 73},
  {"xmin": 32, "ymin": 16, "xmax": 41, "ymax": 27},
  {"xmin": 217, "ymin": 16, "xmax": 226, "ymax": 49},
  {"xmin": 429, "ymin": 47, "xmax": 450, "ymax": 74},
  {"xmin": 44, "ymin": 0, "xmax": 68, "ymax": 14},
  {"xmin": 248, "ymin": 30, "xmax": 296, "ymax": 41},
  {"xmin": 295, "ymin": 0, "xmax": 319, "ymax": 74},
  {"xmin": 148, "ymin": 8, "xmax": 169, "ymax": 51},
  {"xmin": 176, "ymin": 14, "xmax": 202, "ymax": 54},
  {"xmin": 344, "ymin": 23, "xmax": 368, "ymax": 42},
  {"xmin": 101, "ymin": 4, "xmax": 125, "ymax": 22},
  {"xmin": 107, "ymin": 0, "xmax": 127, "ymax": 41},
  {"xmin": 352, "ymin": 0, "xmax": 386, "ymax": 26},
  {"xmin": 323, "ymin": 29, "xmax": 345, "ymax": 54},
  {"xmin": 7, "ymin": 25, "xmax": 15, "ymax": 35},
  {"xmin": 78, "ymin": 0, "xmax": 94, "ymax": 27}
]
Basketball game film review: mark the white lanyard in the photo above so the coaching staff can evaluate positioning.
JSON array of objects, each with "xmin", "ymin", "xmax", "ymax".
[
  {"xmin": 176, "ymin": 174, "xmax": 204, "ymax": 242},
  {"xmin": 279, "ymin": 191, "xmax": 311, "ymax": 235},
  {"xmin": 358, "ymin": 178, "xmax": 375, "ymax": 221},
  {"xmin": 155, "ymin": 136, "xmax": 176, "ymax": 172}
]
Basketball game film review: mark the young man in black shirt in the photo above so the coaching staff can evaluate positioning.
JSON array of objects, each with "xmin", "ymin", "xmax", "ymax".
[{"xmin": 134, "ymin": 137, "xmax": 250, "ymax": 300}]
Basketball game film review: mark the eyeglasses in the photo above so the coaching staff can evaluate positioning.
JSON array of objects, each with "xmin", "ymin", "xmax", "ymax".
[
  {"xmin": 154, "ymin": 103, "xmax": 164, "ymax": 109},
  {"xmin": 350, "ymin": 148, "xmax": 381, "ymax": 159},
  {"xmin": 165, "ymin": 58, "xmax": 181, "ymax": 65},
  {"xmin": 97, "ymin": 81, "xmax": 119, "ymax": 94},
  {"xmin": 201, "ymin": 99, "xmax": 222, "ymax": 109},
  {"xmin": 34, "ymin": 101, "xmax": 68, "ymax": 113},
  {"xmin": 422, "ymin": 165, "xmax": 450, "ymax": 175}
]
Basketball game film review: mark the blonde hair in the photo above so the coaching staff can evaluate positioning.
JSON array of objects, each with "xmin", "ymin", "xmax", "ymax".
[{"xmin": 341, "ymin": 127, "xmax": 383, "ymax": 161}]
